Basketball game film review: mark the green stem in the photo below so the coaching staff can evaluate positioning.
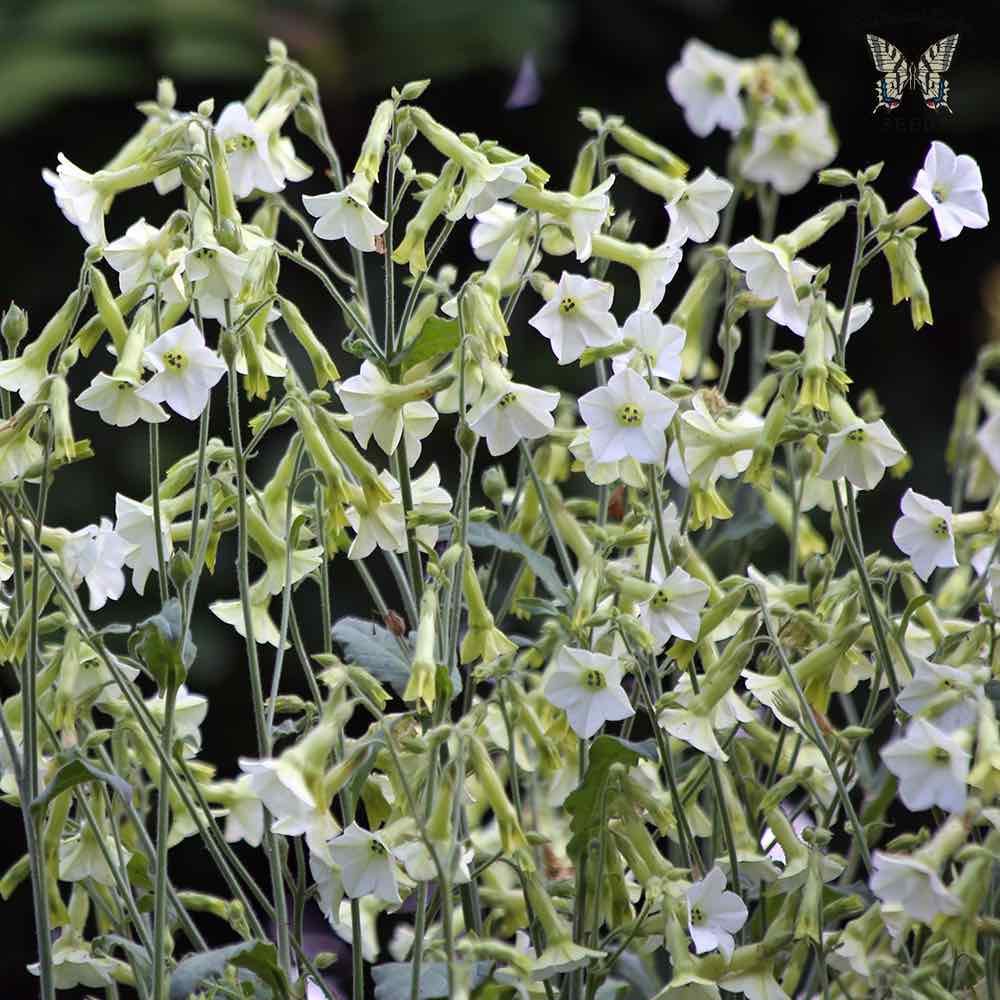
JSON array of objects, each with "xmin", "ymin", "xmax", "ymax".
[{"xmin": 151, "ymin": 684, "xmax": 177, "ymax": 1000}]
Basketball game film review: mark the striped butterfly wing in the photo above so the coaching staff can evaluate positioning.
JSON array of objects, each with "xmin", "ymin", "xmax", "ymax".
[
  {"xmin": 916, "ymin": 34, "xmax": 959, "ymax": 112},
  {"xmin": 866, "ymin": 34, "xmax": 911, "ymax": 111}
]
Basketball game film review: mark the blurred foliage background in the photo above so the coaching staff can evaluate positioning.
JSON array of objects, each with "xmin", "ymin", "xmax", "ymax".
[{"xmin": 1, "ymin": 0, "xmax": 998, "ymax": 992}]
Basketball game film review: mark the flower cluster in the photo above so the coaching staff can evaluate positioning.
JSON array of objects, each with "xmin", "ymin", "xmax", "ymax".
[{"xmin": 2, "ymin": 21, "xmax": 998, "ymax": 1000}]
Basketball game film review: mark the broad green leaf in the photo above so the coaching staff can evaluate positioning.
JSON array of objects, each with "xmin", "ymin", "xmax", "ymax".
[
  {"xmin": 393, "ymin": 316, "xmax": 460, "ymax": 370},
  {"xmin": 565, "ymin": 736, "xmax": 657, "ymax": 860},
  {"xmin": 331, "ymin": 617, "xmax": 413, "ymax": 697},
  {"xmin": 31, "ymin": 755, "xmax": 132, "ymax": 817},
  {"xmin": 169, "ymin": 941, "xmax": 287, "ymax": 1000}
]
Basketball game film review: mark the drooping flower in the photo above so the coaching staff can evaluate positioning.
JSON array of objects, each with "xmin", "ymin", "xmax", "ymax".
[
  {"xmin": 728, "ymin": 237, "xmax": 793, "ymax": 301},
  {"xmin": 667, "ymin": 40, "xmax": 746, "ymax": 138},
  {"xmin": 897, "ymin": 656, "xmax": 980, "ymax": 733},
  {"xmin": 612, "ymin": 310, "xmax": 685, "ymax": 382},
  {"xmin": 467, "ymin": 360, "xmax": 559, "ymax": 456},
  {"xmin": 686, "ymin": 866, "xmax": 748, "ymax": 960},
  {"xmin": 578, "ymin": 368, "xmax": 677, "ymax": 465},
  {"xmin": 471, "ymin": 202, "xmax": 520, "ymax": 261},
  {"xmin": 818, "ymin": 419, "xmax": 905, "ymax": 491},
  {"xmin": 639, "ymin": 566, "xmax": 710, "ymax": 646},
  {"xmin": 528, "ymin": 272, "xmax": 619, "ymax": 364},
  {"xmin": 43, "ymin": 153, "xmax": 106, "ymax": 245},
  {"xmin": 327, "ymin": 822, "xmax": 401, "ymax": 904},
  {"xmin": 543, "ymin": 646, "xmax": 634, "ymax": 738},
  {"xmin": 114, "ymin": 493, "xmax": 173, "ymax": 596},
  {"xmin": 76, "ymin": 373, "xmax": 169, "ymax": 427},
  {"xmin": 185, "ymin": 239, "xmax": 249, "ymax": 322},
  {"xmin": 303, "ymin": 180, "xmax": 388, "ymax": 252},
  {"xmin": 891, "ymin": 488, "xmax": 958, "ymax": 581},
  {"xmin": 665, "ymin": 168, "xmax": 735, "ymax": 244},
  {"xmin": 881, "ymin": 717, "xmax": 970, "ymax": 813},
  {"xmin": 913, "ymin": 140, "xmax": 989, "ymax": 241},
  {"xmin": 216, "ymin": 101, "xmax": 284, "ymax": 198},
  {"xmin": 869, "ymin": 851, "xmax": 960, "ymax": 923},
  {"xmin": 741, "ymin": 109, "xmax": 837, "ymax": 195},
  {"xmin": 460, "ymin": 156, "xmax": 530, "ymax": 219},
  {"xmin": 103, "ymin": 218, "xmax": 186, "ymax": 300},
  {"xmin": 61, "ymin": 518, "xmax": 132, "ymax": 611},
  {"xmin": 136, "ymin": 319, "xmax": 227, "ymax": 420}
]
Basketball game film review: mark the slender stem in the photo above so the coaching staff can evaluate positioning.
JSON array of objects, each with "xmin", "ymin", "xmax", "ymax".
[
  {"xmin": 149, "ymin": 423, "xmax": 169, "ymax": 604},
  {"xmin": 151, "ymin": 684, "xmax": 177, "ymax": 1000}
]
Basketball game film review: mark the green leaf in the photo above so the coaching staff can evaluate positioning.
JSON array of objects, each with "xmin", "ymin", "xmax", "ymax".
[
  {"xmin": 392, "ymin": 316, "xmax": 460, "ymax": 370},
  {"xmin": 372, "ymin": 961, "xmax": 493, "ymax": 999},
  {"xmin": 31, "ymin": 755, "xmax": 132, "ymax": 817},
  {"xmin": 462, "ymin": 521, "xmax": 566, "ymax": 600},
  {"xmin": 331, "ymin": 617, "xmax": 413, "ymax": 697},
  {"xmin": 169, "ymin": 941, "xmax": 287, "ymax": 1000},
  {"xmin": 565, "ymin": 736, "xmax": 656, "ymax": 860}
]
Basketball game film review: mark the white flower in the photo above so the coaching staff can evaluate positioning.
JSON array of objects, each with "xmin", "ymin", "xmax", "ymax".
[
  {"xmin": 543, "ymin": 646, "xmax": 634, "ymax": 738},
  {"xmin": 870, "ymin": 851, "xmax": 960, "ymax": 923},
  {"xmin": 467, "ymin": 363, "xmax": 559, "ymax": 457},
  {"xmin": 891, "ymin": 489, "xmax": 958, "ymax": 581},
  {"xmin": 222, "ymin": 776, "xmax": 265, "ymax": 848},
  {"xmin": 719, "ymin": 968, "xmax": 789, "ymax": 1000},
  {"xmin": 216, "ymin": 101, "xmax": 284, "ymax": 198},
  {"xmin": 43, "ymin": 153, "xmax": 105, "ymax": 244},
  {"xmin": 667, "ymin": 40, "xmax": 746, "ymax": 138},
  {"xmin": 578, "ymin": 368, "xmax": 677, "ymax": 465},
  {"xmin": 763, "ymin": 258, "xmax": 818, "ymax": 336},
  {"xmin": 633, "ymin": 242, "xmax": 683, "ymax": 310},
  {"xmin": 395, "ymin": 839, "xmax": 472, "ymax": 885},
  {"xmin": 30, "ymin": 930, "xmax": 118, "ymax": 990},
  {"xmin": 471, "ymin": 202, "xmax": 519, "ymax": 260},
  {"xmin": 741, "ymin": 109, "xmax": 837, "ymax": 195},
  {"xmin": 148, "ymin": 685, "xmax": 208, "ymax": 754},
  {"xmin": 303, "ymin": 181, "xmax": 388, "ymax": 252},
  {"xmin": 59, "ymin": 825, "xmax": 130, "ymax": 886},
  {"xmin": 61, "ymin": 518, "xmax": 131, "ymax": 611},
  {"xmin": 612, "ymin": 311, "xmax": 685, "ymax": 381},
  {"xmin": 976, "ymin": 411, "xmax": 1000, "ymax": 475},
  {"xmin": 639, "ymin": 566, "xmax": 710, "ymax": 646},
  {"xmin": 185, "ymin": 240, "xmax": 249, "ymax": 322},
  {"xmin": 913, "ymin": 141, "xmax": 989, "ymax": 241},
  {"xmin": 114, "ymin": 493, "xmax": 173, "ymax": 595},
  {"xmin": 568, "ymin": 429, "xmax": 645, "ymax": 489},
  {"xmin": 665, "ymin": 168, "xmax": 734, "ymax": 244},
  {"xmin": 136, "ymin": 319, "xmax": 226, "ymax": 420},
  {"xmin": 528, "ymin": 272, "xmax": 619, "ymax": 364},
  {"xmin": 881, "ymin": 717, "xmax": 969, "ymax": 813},
  {"xmin": 327, "ymin": 822, "xmax": 401, "ymax": 904},
  {"xmin": 461, "ymin": 156, "xmax": 529, "ymax": 218},
  {"xmin": 685, "ymin": 866, "xmax": 748, "ymax": 960},
  {"xmin": 818, "ymin": 419, "xmax": 905, "ymax": 491},
  {"xmin": 337, "ymin": 360, "xmax": 438, "ymax": 463},
  {"xmin": 673, "ymin": 396, "xmax": 762, "ymax": 486},
  {"xmin": 564, "ymin": 176, "xmax": 615, "ymax": 261},
  {"xmin": 103, "ymin": 218, "xmax": 185, "ymax": 299},
  {"xmin": 897, "ymin": 656, "xmax": 979, "ymax": 732},
  {"xmin": 76, "ymin": 373, "xmax": 169, "ymax": 427},
  {"xmin": 728, "ymin": 237, "xmax": 793, "ymax": 301},
  {"xmin": 238, "ymin": 756, "xmax": 318, "ymax": 836},
  {"xmin": 309, "ymin": 850, "xmax": 344, "ymax": 924}
]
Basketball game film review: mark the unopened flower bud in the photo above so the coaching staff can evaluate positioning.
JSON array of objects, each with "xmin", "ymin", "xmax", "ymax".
[{"xmin": 2, "ymin": 303, "xmax": 28, "ymax": 353}]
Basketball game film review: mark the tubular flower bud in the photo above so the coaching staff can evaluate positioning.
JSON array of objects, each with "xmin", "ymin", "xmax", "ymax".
[
  {"xmin": 461, "ymin": 551, "xmax": 517, "ymax": 664},
  {"xmin": 883, "ymin": 232, "xmax": 933, "ymax": 330},
  {"xmin": 775, "ymin": 201, "xmax": 848, "ymax": 256},
  {"xmin": 523, "ymin": 871, "xmax": 603, "ymax": 980},
  {"xmin": 589, "ymin": 232, "xmax": 681, "ymax": 310},
  {"xmin": 403, "ymin": 585, "xmax": 440, "ymax": 711},
  {"xmin": 608, "ymin": 123, "xmax": 688, "ymax": 175},
  {"xmin": 277, "ymin": 297, "xmax": 339, "ymax": 387},
  {"xmin": 0, "ymin": 290, "xmax": 81, "ymax": 403},
  {"xmin": 468, "ymin": 736, "xmax": 530, "ymax": 860},
  {"xmin": 392, "ymin": 161, "xmax": 461, "ymax": 275},
  {"xmin": 510, "ymin": 177, "xmax": 614, "ymax": 262}
]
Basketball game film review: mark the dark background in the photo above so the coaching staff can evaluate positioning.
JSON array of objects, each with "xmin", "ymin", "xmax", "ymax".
[{"xmin": 2, "ymin": 0, "xmax": 998, "ymax": 992}]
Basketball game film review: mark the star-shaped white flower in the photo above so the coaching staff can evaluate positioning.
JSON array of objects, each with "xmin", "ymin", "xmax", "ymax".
[
  {"xmin": 528, "ymin": 272, "xmax": 619, "ymax": 364},
  {"xmin": 136, "ymin": 319, "xmax": 226, "ymax": 420},
  {"xmin": 76, "ymin": 373, "xmax": 169, "ymax": 428},
  {"xmin": 238, "ymin": 755, "xmax": 318, "ymax": 836},
  {"xmin": 913, "ymin": 140, "xmax": 989, "ymax": 241},
  {"xmin": 870, "ymin": 851, "xmax": 960, "ymax": 923},
  {"xmin": 460, "ymin": 156, "xmax": 529, "ymax": 218},
  {"xmin": 337, "ymin": 360, "xmax": 438, "ymax": 463},
  {"xmin": 818, "ymin": 419, "xmax": 905, "ymax": 491},
  {"xmin": 185, "ymin": 240, "xmax": 250, "ymax": 322},
  {"xmin": 881, "ymin": 717, "xmax": 970, "ymax": 813},
  {"xmin": 471, "ymin": 202, "xmax": 519, "ymax": 261},
  {"xmin": 216, "ymin": 101, "xmax": 284, "ymax": 198},
  {"xmin": 667, "ymin": 40, "xmax": 746, "ymax": 138},
  {"xmin": 632, "ymin": 241, "xmax": 683, "ymax": 310},
  {"xmin": 741, "ymin": 109, "xmax": 837, "ymax": 195},
  {"xmin": 686, "ymin": 866, "xmax": 748, "ymax": 960},
  {"xmin": 665, "ymin": 168, "xmax": 734, "ymax": 244},
  {"xmin": 114, "ymin": 493, "xmax": 173, "ymax": 596},
  {"xmin": 612, "ymin": 310, "xmax": 685, "ymax": 381},
  {"xmin": 564, "ymin": 176, "xmax": 615, "ymax": 261},
  {"xmin": 43, "ymin": 153, "xmax": 105, "ymax": 245},
  {"xmin": 543, "ymin": 646, "xmax": 634, "ymax": 738},
  {"xmin": 578, "ymin": 368, "xmax": 677, "ymax": 465},
  {"xmin": 467, "ymin": 363, "xmax": 559, "ymax": 456},
  {"xmin": 103, "ymin": 218, "xmax": 185, "ymax": 299},
  {"xmin": 303, "ymin": 181, "xmax": 388, "ymax": 252},
  {"xmin": 327, "ymin": 822, "xmax": 401, "ymax": 904},
  {"xmin": 672, "ymin": 395, "xmax": 762, "ymax": 486},
  {"xmin": 61, "ymin": 518, "xmax": 132, "ymax": 611},
  {"xmin": 639, "ymin": 566, "xmax": 710, "ymax": 646},
  {"xmin": 892, "ymin": 488, "xmax": 958, "ymax": 581},
  {"xmin": 897, "ymin": 656, "xmax": 979, "ymax": 733},
  {"xmin": 728, "ymin": 237, "xmax": 793, "ymax": 301}
]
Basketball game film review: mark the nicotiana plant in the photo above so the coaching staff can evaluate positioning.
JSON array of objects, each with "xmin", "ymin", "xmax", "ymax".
[{"xmin": 1, "ymin": 19, "xmax": 998, "ymax": 1000}]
